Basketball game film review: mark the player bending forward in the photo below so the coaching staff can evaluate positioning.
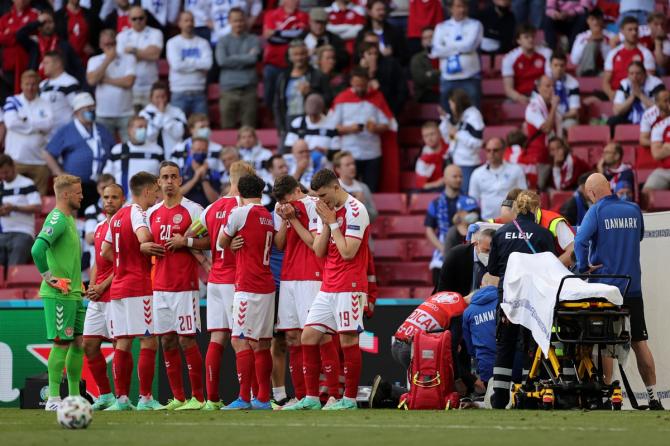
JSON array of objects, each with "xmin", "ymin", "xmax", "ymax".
[{"xmin": 285, "ymin": 169, "xmax": 370, "ymax": 411}]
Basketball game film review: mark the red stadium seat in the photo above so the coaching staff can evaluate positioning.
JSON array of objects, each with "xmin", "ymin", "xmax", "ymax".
[
  {"xmin": 499, "ymin": 102, "xmax": 526, "ymax": 125},
  {"xmin": 550, "ymin": 191, "xmax": 573, "ymax": 212},
  {"xmin": 635, "ymin": 146, "xmax": 660, "ymax": 169},
  {"xmin": 207, "ymin": 104, "xmax": 220, "ymax": 129},
  {"xmin": 403, "ymin": 147, "xmax": 421, "ymax": 170},
  {"xmin": 567, "ymin": 125, "xmax": 609, "ymax": 147},
  {"xmin": 407, "ymin": 193, "xmax": 438, "ymax": 214},
  {"xmin": 482, "ymin": 79, "xmax": 505, "ymax": 98},
  {"xmin": 207, "ymin": 84, "xmax": 220, "ymax": 102},
  {"xmin": 412, "ymin": 287, "xmax": 436, "ymax": 300},
  {"xmin": 377, "ymin": 286, "xmax": 411, "ymax": 298},
  {"xmin": 373, "ymin": 239, "xmax": 408, "ymax": 261},
  {"xmin": 210, "ymin": 129, "xmax": 238, "ymax": 146},
  {"xmin": 400, "ymin": 172, "xmax": 417, "ymax": 192},
  {"xmin": 483, "ymin": 125, "xmax": 518, "ymax": 142},
  {"xmin": 376, "ymin": 262, "xmax": 433, "ymax": 286},
  {"xmin": 641, "ymin": 190, "xmax": 670, "ymax": 211},
  {"xmin": 0, "ymin": 265, "xmax": 5, "ymax": 288},
  {"xmin": 256, "ymin": 129, "xmax": 280, "ymax": 150},
  {"xmin": 0, "ymin": 289, "xmax": 26, "ymax": 300},
  {"xmin": 6, "ymin": 265, "xmax": 41, "ymax": 289},
  {"xmin": 540, "ymin": 192, "xmax": 550, "ymax": 210},
  {"xmin": 384, "ymin": 216, "xmax": 426, "ymax": 238},
  {"xmin": 586, "ymin": 101, "xmax": 614, "ymax": 120},
  {"xmin": 613, "ymin": 125, "xmax": 640, "ymax": 144},
  {"xmin": 41, "ymin": 196, "xmax": 56, "ymax": 216},
  {"xmin": 571, "ymin": 146, "xmax": 594, "ymax": 168},
  {"xmin": 371, "ymin": 216, "xmax": 386, "ymax": 238},
  {"xmin": 23, "ymin": 288, "xmax": 41, "ymax": 299},
  {"xmin": 576, "ymin": 77, "xmax": 605, "ymax": 95},
  {"xmin": 407, "ymin": 238, "xmax": 435, "ymax": 261},
  {"xmin": 398, "ymin": 127, "xmax": 422, "ymax": 147},
  {"xmin": 636, "ymin": 168, "xmax": 654, "ymax": 184},
  {"xmin": 373, "ymin": 193, "xmax": 407, "ymax": 215}
]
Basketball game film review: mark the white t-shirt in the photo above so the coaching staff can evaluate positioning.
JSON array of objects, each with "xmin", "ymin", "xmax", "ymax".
[
  {"xmin": 87, "ymin": 53, "xmax": 136, "ymax": 118},
  {"xmin": 0, "ymin": 174, "xmax": 41, "ymax": 237},
  {"xmin": 116, "ymin": 26, "xmax": 164, "ymax": 94},
  {"xmin": 284, "ymin": 114, "xmax": 339, "ymax": 152},
  {"xmin": 329, "ymin": 98, "xmax": 390, "ymax": 160},
  {"xmin": 39, "ymin": 72, "xmax": 80, "ymax": 134},
  {"xmin": 166, "ymin": 34, "xmax": 213, "ymax": 93},
  {"xmin": 640, "ymin": 105, "xmax": 662, "ymax": 134},
  {"xmin": 431, "ymin": 17, "xmax": 483, "ymax": 81},
  {"xmin": 468, "ymin": 162, "xmax": 528, "ymax": 220}
]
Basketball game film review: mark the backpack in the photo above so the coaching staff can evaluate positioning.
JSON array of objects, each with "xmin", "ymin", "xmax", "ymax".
[{"xmin": 399, "ymin": 330, "xmax": 459, "ymax": 410}]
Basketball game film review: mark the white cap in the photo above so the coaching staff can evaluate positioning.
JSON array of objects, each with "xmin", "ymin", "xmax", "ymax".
[{"xmin": 72, "ymin": 92, "xmax": 95, "ymax": 112}]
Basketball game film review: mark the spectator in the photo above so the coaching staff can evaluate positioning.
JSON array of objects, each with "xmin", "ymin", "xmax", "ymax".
[
  {"xmin": 642, "ymin": 12, "xmax": 670, "ymax": 74},
  {"xmin": 0, "ymin": 0, "xmax": 39, "ymax": 97},
  {"xmin": 525, "ymin": 75, "xmax": 561, "ymax": 189},
  {"xmin": 0, "ymin": 153, "xmax": 41, "ymax": 268},
  {"xmin": 171, "ymin": 113, "xmax": 224, "ymax": 176},
  {"xmin": 415, "ymin": 121, "xmax": 449, "ymax": 191},
  {"xmin": 597, "ymin": 142, "xmax": 635, "ymax": 192},
  {"xmin": 274, "ymin": 39, "xmax": 333, "ymax": 141},
  {"xmin": 330, "ymin": 67, "xmax": 391, "ymax": 192},
  {"xmin": 166, "ymin": 10, "xmax": 213, "ymax": 117},
  {"xmin": 617, "ymin": 0, "xmax": 653, "ymax": 26},
  {"xmin": 570, "ymin": 8, "xmax": 614, "ymax": 76},
  {"xmin": 284, "ymin": 139, "xmax": 328, "ymax": 190},
  {"xmin": 180, "ymin": 136, "xmax": 221, "ymax": 207},
  {"xmin": 184, "ymin": 0, "xmax": 212, "ymax": 41},
  {"xmin": 410, "ymin": 26, "xmax": 440, "ymax": 104},
  {"xmin": 469, "ymin": 137, "xmax": 527, "ymax": 219},
  {"xmin": 3, "ymin": 70, "xmax": 53, "ymax": 195},
  {"xmin": 603, "ymin": 16, "xmax": 655, "ymax": 100},
  {"xmin": 139, "ymin": 0, "xmax": 179, "ymax": 30},
  {"xmin": 262, "ymin": 0, "xmax": 309, "ymax": 109},
  {"xmin": 640, "ymin": 89, "xmax": 670, "ymax": 147},
  {"xmin": 219, "ymin": 146, "xmax": 241, "ymax": 195},
  {"xmin": 262, "ymin": 153, "xmax": 290, "ymax": 208},
  {"xmin": 82, "ymin": 173, "xmax": 115, "ymax": 268},
  {"xmin": 548, "ymin": 136, "xmax": 590, "ymax": 191},
  {"xmin": 333, "ymin": 150, "xmax": 378, "ymax": 222},
  {"xmin": 543, "ymin": 0, "xmax": 589, "ymax": 51},
  {"xmin": 54, "ymin": 0, "xmax": 102, "ymax": 65},
  {"xmin": 139, "ymin": 81, "xmax": 186, "ymax": 154},
  {"xmin": 355, "ymin": 0, "xmax": 409, "ymax": 65},
  {"xmin": 39, "ymin": 51, "xmax": 80, "ymax": 136},
  {"xmin": 436, "ymin": 226, "xmax": 495, "ymax": 296},
  {"xmin": 358, "ymin": 39, "xmax": 408, "ymax": 116},
  {"xmin": 326, "ymin": 0, "xmax": 366, "ymax": 54},
  {"xmin": 45, "ymin": 91, "xmax": 116, "ymax": 210},
  {"xmin": 643, "ymin": 115, "xmax": 670, "ymax": 191},
  {"xmin": 559, "ymin": 171, "xmax": 591, "ymax": 226},
  {"xmin": 215, "ymin": 7, "xmax": 261, "ymax": 130},
  {"xmin": 407, "ymin": 0, "xmax": 443, "ymax": 53},
  {"xmin": 510, "ymin": 0, "xmax": 545, "ymax": 29},
  {"xmin": 443, "ymin": 199, "xmax": 480, "ymax": 252},
  {"xmin": 316, "ymin": 45, "xmax": 348, "ymax": 95},
  {"xmin": 609, "ymin": 61, "xmax": 665, "ymax": 130},
  {"xmin": 504, "ymin": 129, "xmax": 538, "ymax": 189},
  {"xmin": 209, "ymin": 0, "xmax": 262, "ymax": 46},
  {"xmin": 236, "ymin": 126, "xmax": 273, "ymax": 178},
  {"xmin": 116, "ymin": 5, "xmax": 163, "ymax": 109},
  {"xmin": 103, "ymin": 0, "xmax": 154, "ymax": 34},
  {"xmin": 86, "ymin": 28, "xmax": 136, "ymax": 141},
  {"xmin": 432, "ymin": 0, "xmax": 483, "ymax": 110},
  {"xmin": 102, "ymin": 115, "xmax": 164, "ymax": 195},
  {"xmin": 549, "ymin": 52, "xmax": 580, "ymax": 129},
  {"xmin": 478, "ymin": 0, "xmax": 516, "ymax": 55},
  {"xmin": 305, "ymin": 8, "xmax": 349, "ymax": 72},
  {"xmin": 440, "ymin": 88, "xmax": 485, "ymax": 194},
  {"xmin": 502, "ymin": 23, "xmax": 552, "ymax": 104},
  {"xmin": 284, "ymin": 93, "xmax": 339, "ymax": 155}
]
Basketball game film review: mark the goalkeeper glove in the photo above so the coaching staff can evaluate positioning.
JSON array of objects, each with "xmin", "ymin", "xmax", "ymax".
[{"xmin": 41, "ymin": 271, "xmax": 71, "ymax": 294}]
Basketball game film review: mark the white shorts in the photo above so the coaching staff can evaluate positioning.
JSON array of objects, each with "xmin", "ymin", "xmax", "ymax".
[
  {"xmin": 153, "ymin": 291, "xmax": 201, "ymax": 336},
  {"xmin": 232, "ymin": 291, "xmax": 275, "ymax": 341},
  {"xmin": 276, "ymin": 280, "xmax": 322, "ymax": 331},
  {"xmin": 110, "ymin": 296, "xmax": 153, "ymax": 338},
  {"xmin": 206, "ymin": 283, "xmax": 235, "ymax": 332},
  {"xmin": 83, "ymin": 300, "xmax": 112, "ymax": 339},
  {"xmin": 305, "ymin": 291, "xmax": 367, "ymax": 334}
]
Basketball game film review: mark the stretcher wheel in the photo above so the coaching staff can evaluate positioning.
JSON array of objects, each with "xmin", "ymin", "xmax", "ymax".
[
  {"xmin": 542, "ymin": 400, "xmax": 554, "ymax": 410},
  {"xmin": 512, "ymin": 392, "xmax": 525, "ymax": 409},
  {"xmin": 611, "ymin": 401, "xmax": 622, "ymax": 411}
]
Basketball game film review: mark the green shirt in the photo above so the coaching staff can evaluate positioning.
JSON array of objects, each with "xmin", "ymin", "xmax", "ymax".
[{"xmin": 36, "ymin": 208, "xmax": 82, "ymax": 300}]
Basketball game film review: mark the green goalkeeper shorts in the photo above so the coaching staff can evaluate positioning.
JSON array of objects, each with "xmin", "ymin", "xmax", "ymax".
[{"xmin": 43, "ymin": 298, "xmax": 85, "ymax": 341}]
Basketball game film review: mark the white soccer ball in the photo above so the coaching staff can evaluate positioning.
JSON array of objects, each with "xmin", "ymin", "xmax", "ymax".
[{"xmin": 57, "ymin": 396, "xmax": 93, "ymax": 429}]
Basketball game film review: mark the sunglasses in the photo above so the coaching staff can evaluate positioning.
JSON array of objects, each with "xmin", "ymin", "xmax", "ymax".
[
  {"xmin": 486, "ymin": 148, "xmax": 502, "ymax": 153},
  {"xmin": 131, "ymin": 16, "xmax": 146, "ymax": 22}
]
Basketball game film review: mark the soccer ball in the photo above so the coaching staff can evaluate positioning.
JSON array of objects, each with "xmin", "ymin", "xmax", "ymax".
[{"xmin": 56, "ymin": 396, "xmax": 93, "ymax": 429}]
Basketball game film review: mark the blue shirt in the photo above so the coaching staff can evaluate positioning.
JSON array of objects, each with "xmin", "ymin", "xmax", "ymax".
[
  {"xmin": 574, "ymin": 194, "xmax": 644, "ymax": 297},
  {"xmin": 462, "ymin": 285, "xmax": 498, "ymax": 382}
]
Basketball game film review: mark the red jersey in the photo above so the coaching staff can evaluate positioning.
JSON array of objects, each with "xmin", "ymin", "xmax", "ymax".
[
  {"xmin": 66, "ymin": 8, "xmax": 90, "ymax": 63},
  {"xmin": 524, "ymin": 94, "xmax": 557, "ymax": 164},
  {"xmin": 501, "ymin": 46, "xmax": 552, "ymax": 97},
  {"xmin": 415, "ymin": 142, "xmax": 449, "ymax": 189},
  {"xmin": 318, "ymin": 196, "xmax": 370, "ymax": 293},
  {"xmin": 224, "ymin": 204, "xmax": 276, "ymax": 294},
  {"xmin": 147, "ymin": 198, "xmax": 203, "ymax": 292},
  {"xmin": 93, "ymin": 220, "xmax": 114, "ymax": 303},
  {"xmin": 408, "ymin": 0, "xmax": 444, "ymax": 38},
  {"xmin": 276, "ymin": 196, "xmax": 323, "ymax": 282},
  {"xmin": 651, "ymin": 116, "xmax": 670, "ymax": 169},
  {"xmin": 326, "ymin": 2, "xmax": 366, "ymax": 41},
  {"xmin": 504, "ymin": 144, "xmax": 538, "ymax": 189},
  {"xmin": 200, "ymin": 195, "xmax": 240, "ymax": 284},
  {"xmin": 604, "ymin": 44, "xmax": 655, "ymax": 90},
  {"xmin": 262, "ymin": 7, "xmax": 309, "ymax": 68},
  {"xmin": 394, "ymin": 292, "xmax": 466, "ymax": 342},
  {"xmin": 117, "ymin": 11, "xmax": 130, "ymax": 34},
  {"xmin": 0, "ymin": 6, "xmax": 39, "ymax": 82},
  {"xmin": 105, "ymin": 204, "xmax": 153, "ymax": 299}
]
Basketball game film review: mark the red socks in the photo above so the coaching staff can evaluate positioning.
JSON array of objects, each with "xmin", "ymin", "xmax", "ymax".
[
  {"xmin": 112, "ymin": 349, "xmax": 132, "ymax": 397},
  {"xmin": 235, "ymin": 350, "xmax": 254, "ymax": 402},
  {"xmin": 163, "ymin": 347, "xmax": 185, "ymax": 401},
  {"xmin": 184, "ymin": 345, "xmax": 204, "ymax": 402},
  {"xmin": 87, "ymin": 352, "xmax": 111, "ymax": 395},
  {"xmin": 289, "ymin": 345, "xmax": 306, "ymax": 399},
  {"xmin": 342, "ymin": 345, "xmax": 362, "ymax": 399},
  {"xmin": 320, "ymin": 340, "xmax": 341, "ymax": 398},
  {"xmin": 254, "ymin": 349, "xmax": 273, "ymax": 403},
  {"xmin": 205, "ymin": 342, "xmax": 223, "ymax": 402},
  {"xmin": 302, "ymin": 344, "xmax": 321, "ymax": 398},
  {"xmin": 138, "ymin": 348, "xmax": 156, "ymax": 398}
]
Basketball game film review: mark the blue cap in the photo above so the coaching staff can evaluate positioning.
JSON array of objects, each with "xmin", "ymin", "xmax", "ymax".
[{"xmin": 456, "ymin": 196, "xmax": 479, "ymax": 212}]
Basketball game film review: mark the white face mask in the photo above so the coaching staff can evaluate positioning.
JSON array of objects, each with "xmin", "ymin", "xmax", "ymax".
[{"xmin": 476, "ymin": 250, "xmax": 489, "ymax": 267}]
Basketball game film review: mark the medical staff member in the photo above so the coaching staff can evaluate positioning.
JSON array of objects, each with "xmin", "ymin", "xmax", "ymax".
[
  {"xmin": 487, "ymin": 190, "xmax": 555, "ymax": 409},
  {"xmin": 574, "ymin": 173, "xmax": 663, "ymax": 410}
]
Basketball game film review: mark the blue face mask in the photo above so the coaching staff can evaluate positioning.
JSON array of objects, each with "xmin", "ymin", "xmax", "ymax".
[
  {"xmin": 192, "ymin": 152, "xmax": 207, "ymax": 164},
  {"xmin": 134, "ymin": 127, "xmax": 147, "ymax": 144},
  {"xmin": 194, "ymin": 127, "xmax": 211, "ymax": 140},
  {"xmin": 82, "ymin": 110, "xmax": 95, "ymax": 122}
]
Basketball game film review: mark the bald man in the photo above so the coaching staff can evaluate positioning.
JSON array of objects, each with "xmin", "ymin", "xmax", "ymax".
[{"xmin": 574, "ymin": 173, "xmax": 663, "ymax": 410}]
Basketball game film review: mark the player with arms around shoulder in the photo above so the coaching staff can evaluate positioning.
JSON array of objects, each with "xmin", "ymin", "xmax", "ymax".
[
  {"xmin": 82, "ymin": 183, "xmax": 125, "ymax": 410},
  {"xmin": 218, "ymin": 174, "xmax": 276, "ymax": 410},
  {"xmin": 285, "ymin": 169, "xmax": 370, "ymax": 411},
  {"xmin": 101, "ymin": 172, "xmax": 161, "ymax": 411},
  {"xmin": 31, "ymin": 175, "xmax": 84, "ymax": 411}
]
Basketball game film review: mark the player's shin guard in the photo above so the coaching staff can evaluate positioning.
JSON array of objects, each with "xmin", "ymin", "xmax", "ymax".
[
  {"xmin": 112, "ymin": 349, "xmax": 133, "ymax": 397},
  {"xmin": 251, "ymin": 359, "xmax": 259, "ymax": 398},
  {"xmin": 138, "ymin": 348, "xmax": 156, "ymax": 398},
  {"xmin": 87, "ymin": 351, "xmax": 112, "ymax": 395},
  {"xmin": 320, "ymin": 340, "xmax": 341, "ymax": 398},
  {"xmin": 253, "ymin": 349, "xmax": 273, "ymax": 403},
  {"xmin": 342, "ymin": 345, "xmax": 361, "ymax": 399},
  {"xmin": 205, "ymin": 342, "xmax": 223, "ymax": 402},
  {"xmin": 289, "ymin": 345, "xmax": 306, "ymax": 399},
  {"xmin": 235, "ymin": 350, "xmax": 254, "ymax": 402},
  {"xmin": 184, "ymin": 345, "xmax": 204, "ymax": 402},
  {"xmin": 302, "ymin": 344, "xmax": 321, "ymax": 398},
  {"xmin": 65, "ymin": 345, "xmax": 84, "ymax": 396},
  {"xmin": 163, "ymin": 347, "xmax": 186, "ymax": 401},
  {"xmin": 47, "ymin": 346, "xmax": 68, "ymax": 397}
]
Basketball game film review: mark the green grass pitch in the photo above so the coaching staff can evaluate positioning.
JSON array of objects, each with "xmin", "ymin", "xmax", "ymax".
[{"xmin": 2, "ymin": 409, "xmax": 670, "ymax": 446}]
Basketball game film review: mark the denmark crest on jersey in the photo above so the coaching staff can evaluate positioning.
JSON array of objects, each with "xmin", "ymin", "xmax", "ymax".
[{"xmin": 173, "ymin": 214, "xmax": 183, "ymax": 224}]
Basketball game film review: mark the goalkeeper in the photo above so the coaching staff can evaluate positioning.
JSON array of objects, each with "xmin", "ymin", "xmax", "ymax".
[{"xmin": 31, "ymin": 175, "xmax": 85, "ymax": 411}]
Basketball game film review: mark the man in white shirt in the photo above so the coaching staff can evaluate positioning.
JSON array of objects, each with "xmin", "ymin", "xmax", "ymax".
[
  {"xmin": 570, "ymin": 8, "xmax": 614, "ymax": 76},
  {"xmin": 139, "ymin": 81, "xmax": 187, "ymax": 154},
  {"xmin": 86, "ymin": 29, "xmax": 136, "ymax": 141},
  {"xmin": 39, "ymin": 52, "xmax": 80, "ymax": 136},
  {"xmin": 166, "ymin": 10, "xmax": 213, "ymax": 116},
  {"xmin": 548, "ymin": 53, "xmax": 580, "ymax": 129},
  {"xmin": 610, "ymin": 61, "xmax": 665, "ymax": 128},
  {"xmin": 2, "ymin": 70, "xmax": 54, "ymax": 195},
  {"xmin": 0, "ymin": 154, "xmax": 42, "ymax": 267},
  {"xmin": 140, "ymin": 0, "xmax": 180, "ymax": 28},
  {"xmin": 285, "ymin": 93, "xmax": 339, "ymax": 155},
  {"xmin": 469, "ymin": 137, "xmax": 527, "ymax": 220}
]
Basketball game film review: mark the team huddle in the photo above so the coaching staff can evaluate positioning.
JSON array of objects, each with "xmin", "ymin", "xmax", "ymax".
[{"xmin": 32, "ymin": 161, "xmax": 373, "ymax": 411}]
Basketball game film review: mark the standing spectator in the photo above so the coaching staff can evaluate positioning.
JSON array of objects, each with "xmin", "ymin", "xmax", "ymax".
[
  {"xmin": 326, "ymin": 0, "xmax": 366, "ymax": 52},
  {"xmin": 3, "ymin": 70, "xmax": 53, "ymax": 195},
  {"xmin": 643, "ymin": 115, "xmax": 670, "ymax": 191},
  {"xmin": 236, "ymin": 126, "xmax": 273, "ymax": 177},
  {"xmin": 609, "ymin": 61, "xmax": 665, "ymax": 129},
  {"xmin": 102, "ymin": 115, "xmax": 164, "ymax": 195},
  {"xmin": 502, "ymin": 24, "xmax": 552, "ymax": 104},
  {"xmin": 543, "ymin": 0, "xmax": 589, "ymax": 51},
  {"xmin": 116, "ymin": 5, "xmax": 163, "ymax": 109},
  {"xmin": 180, "ymin": 136, "xmax": 220, "ymax": 207},
  {"xmin": 597, "ymin": 142, "xmax": 635, "ymax": 192},
  {"xmin": 617, "ymin": 0, "xmax": 653, "ymax": 25},
  {"xmin": 559, "ymin": 171, "xmax": 591, "ymax": 226},
  {"xmin": 209, "ymin": 0, "xmax": 262, "ymax": 46},
  {"xmin": 440, "ymin": 88, "xmax": 485, "ymax": 194},
  {"xmin": 166, "ymin": 10, "xmax": 213, "ymax": 117},
  {"xmin": 640, "ymin": 89, "xmax": 670, "ymax": 147},
  {"xmin": 219, "ymin": 146, "xmax": 241, "ymax": 194},
  {"xmin": 603, "ymin": 16, "xmax": 655, "ymax": 100},
  {"xmin": 140, "ymin": 0, "xmax": 179, "ymax": 30},
  {"xmin": 216, "ymin": 7, "xmax": 261, "ymax": 129},
  {"xmin": 305, "ymin": 8, "xmax": 349, "ymax": 72},
  {"xmin": 549, "ymin": 52, "xmax": 580, "ymax": 129},
  {"xmin": 478, "ymin": 0, "xmax": 517, "ymax": 55},
  {"xmin": 0, "ymin": 0, "xmax": 39, "ymax": 97},
  {"xmin": 103, "ymin": 0, "xmax": 152, "ymax": 34},
  {"xmin": 262, "ymin": 153, "xmax": 289, "ymax": 208},
  {"xmin": 284, "ymin": 93, "xmax": 339, "ymax": 155},
  {"xmin": 510, "ymin": 0, "xmax": 546, "ymax": 29},
  {"xmin": 262, "ymin": 0, "xmax": 309, "ymax": 109},
  {"xmin": 469, "ymin": 137, "xmax": 527, "ymax": 220},
  {"xmin": 410, "ymin": 26, "xmax": 440, "ymax": 104},
  {"xmin": 55, "ymin": 0, "xmax": 102, "ymax": 65},
  {"xmin": 358, "ymin": 39, "xmax": 408, "ymax": 116},
  {"xmin": 548, "ymin": 136, "xmax": 590, "ymax": 191},
  {"xmin": 185, "ymin": 0, "xmax": 213, "ymax": 42},
  {"xmin": 317, "ymin": 45, "xmax": 347, "ymax": 95},
  {"xmin": 432, "ymin": 0, "xmax": 483, "ymax": 110},
  {"xmin": 86, "ymin": 28, "xmax": 136, "ymax": 141},
  {"xmin": 355, "ymin": 0, "xmax": 409, "ymax": 65},
  {"xmin": 414, "ymin": 121, "xmax": 449, "ymax": 191},
  {"xmin": 407, "ymin": 0, "xmax": 443, "ymax": 54},
  {"xmin": 642, "ymin": 12, "xmax": 670, "ymax": 74},
  {"xmin": 333, "ymin": 150, "xmax": 378, "ymax": 223},
  {"xmin": 39, "ymin": 51, "xmax": 80, "ymax": 136},
  {"xmin": 170, "ymin": 113, "xmax": 223, "ymax": 175},
  {"xmin": 139, "ymin": 81, "xmax": 186, "ymax": 154},
  {"xmin": 570, "ymin": 8, "xmax": 614, "ymax": 76},
  {"xmin": 0, "ymin": 154, "xmax": 41, "ymax": 268},
  {"xmin": 45, "ymin": 92, "xmax": 115, "ymax": 210},
  {"xmin": 284, "ymin": 139, "xmax": 328, "ymax": 190}
]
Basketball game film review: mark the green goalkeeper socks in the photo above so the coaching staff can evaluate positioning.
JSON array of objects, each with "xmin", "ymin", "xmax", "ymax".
[
  {"xmin": 65, "ymin": 345, "xmax": 84, "ymax": 396},
  {"xmin": 47, "ymin": 346, "xmax": 68, "ymax": 398}
]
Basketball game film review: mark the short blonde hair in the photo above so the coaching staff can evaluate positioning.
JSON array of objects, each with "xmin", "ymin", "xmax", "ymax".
[
  {"xmin": 513, "ymin": 190, "xmax": 540, "ymax": 216},
  {"xmin": 53, "ymin": 174, "xmax": 81, "ymax": 194},
  {"xmin": 229, "ymin": 161, "xmax": 256, "ymax": 185},
  {"xmin": 332, "ymin": 150, "xmax": 353, "ymax": 169}
]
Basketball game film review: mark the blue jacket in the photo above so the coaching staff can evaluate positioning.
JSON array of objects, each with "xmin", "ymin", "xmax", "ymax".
[
  {"xmin": 574, "ymin": 194, "xmax": 644, "ymax": 297},
  {"xmin": 462, "ymin": 285, "xmax": 497, "ymax": 382}
]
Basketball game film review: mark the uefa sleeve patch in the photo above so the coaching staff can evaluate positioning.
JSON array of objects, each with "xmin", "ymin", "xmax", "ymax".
[{"xmin": 347, "ymin": 225, "xmax": 360, "ymax": 231}]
